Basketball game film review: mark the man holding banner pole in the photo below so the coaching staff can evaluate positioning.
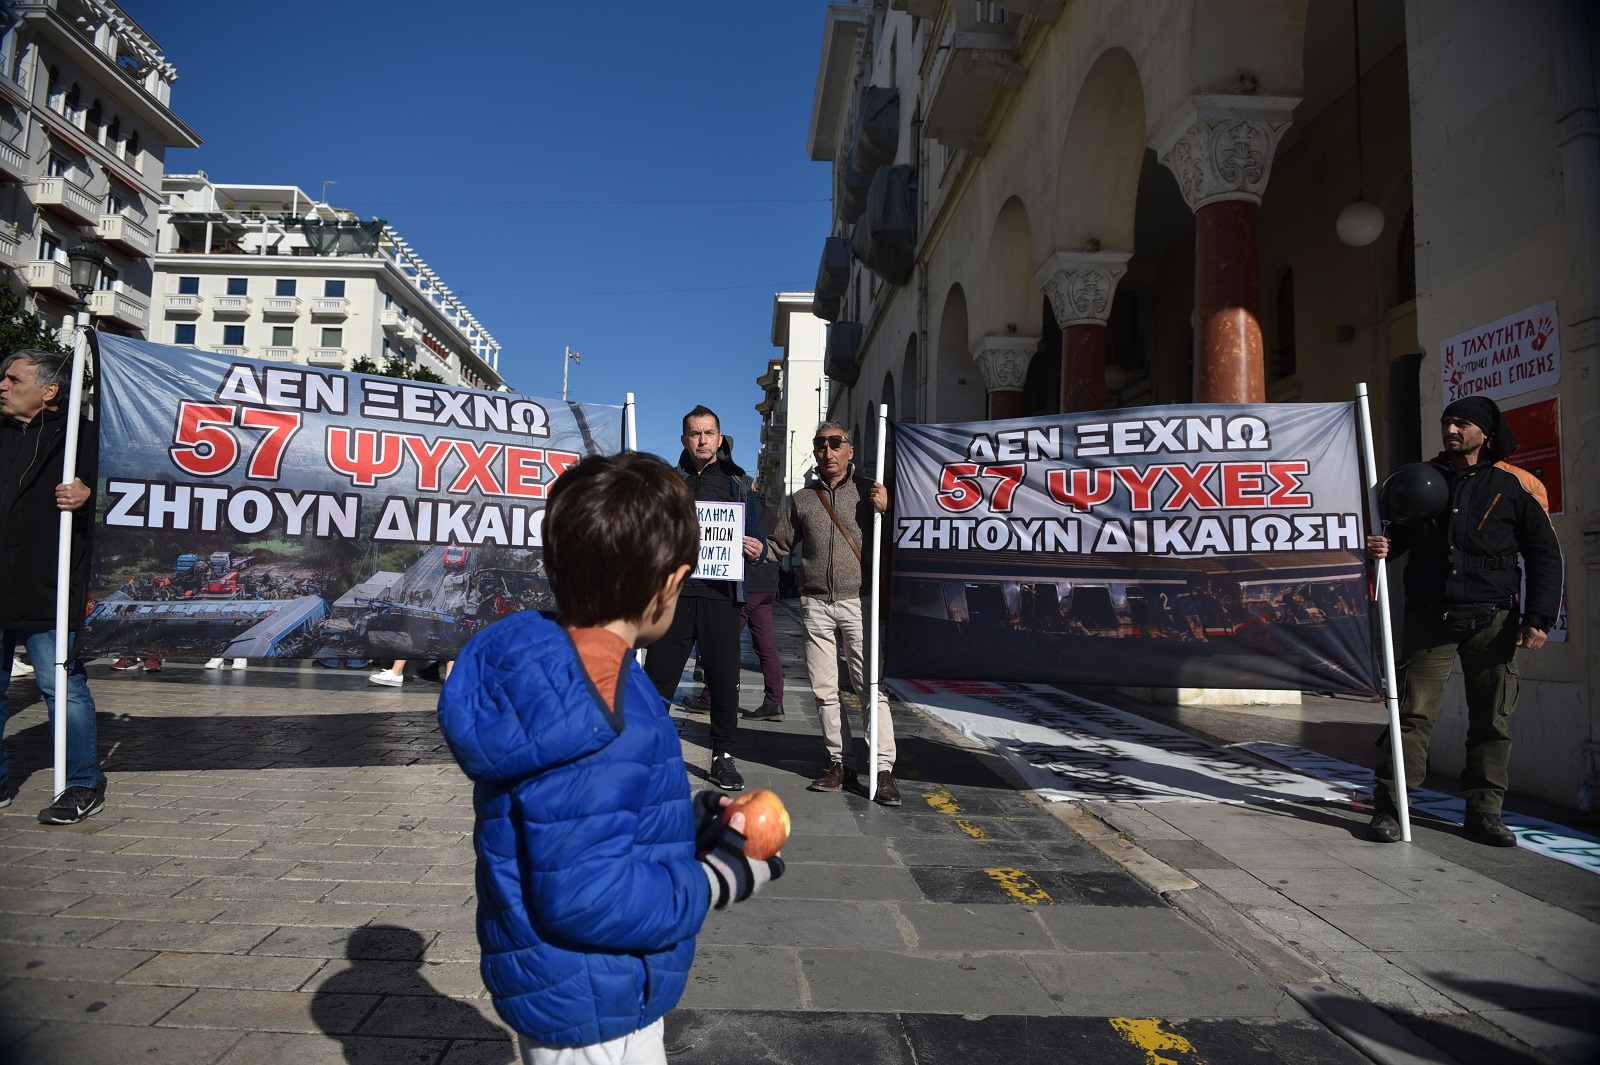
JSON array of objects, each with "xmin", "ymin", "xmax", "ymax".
[
  {"xmin": 1365, "ymin": 397, "xmax": 1562, "ymax": 847},
  {"xmin": 766, "ymin": 421, "xmax": 898, "ymax": 805},
  {"xmin": 643, "ymin": 405, "xmax": 766, "ymax": 791},
  {"xmin": 0, "ymin": 348, "xmax": 106, "ymax": 824}
]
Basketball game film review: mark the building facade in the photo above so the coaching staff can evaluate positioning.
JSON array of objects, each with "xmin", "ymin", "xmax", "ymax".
[
  {"xmin": 755, "ymin": 292, "xmax": 830, "ymax": 510},
  {"xmin": 806, "ymin": 0, "xmax": 1598, "ymax": 809},
  {"xmin": 151, "ymin": 174, "xmax": 502, "ymax": 390},
  {"xmin": 0, "ymin": 0, "xmax": 199, "ymax": 335}
]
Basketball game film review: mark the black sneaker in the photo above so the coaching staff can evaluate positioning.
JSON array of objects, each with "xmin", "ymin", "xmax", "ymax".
[
  {"xmin": 708, "ymin": 753, "xmax": 745, "ymax": 792},
  {"xmin": 1465, "ymin": 811, "xmax": 1517, "ymax": 848},
  {"xmin": 1366, "ymin": 812, "xmax": 1402, "ymax": 843},
  {"xmin": 742, "ymin": 702, "xmax": 784, "ymax": 720},
  {"xmin": 39, "ymin": 784, "xmax": 105, "ymax": 825},
  {"xmin": 680, "ymin": 691, "xmax": 712, "ymax": 715},
  {"xmin": 0, "ymin": 784, "xmax": 13, "ymax": 810}
]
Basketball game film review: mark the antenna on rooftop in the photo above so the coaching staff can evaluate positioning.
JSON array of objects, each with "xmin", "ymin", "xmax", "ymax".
[{"xmin": 320, "ymin": 178, "xmax": 336, "ymax": 204}]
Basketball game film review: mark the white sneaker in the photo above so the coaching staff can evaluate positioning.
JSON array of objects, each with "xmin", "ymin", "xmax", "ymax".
[
  {"xmin": 231, "ymin": 659, "xmax": 247, "ymax": 669},
  {"xmin": 368, "ymin": 670, "xmax": 404, "ymax": 687},
  {"xmin": 10, "ymin": 658, "xmax": 33, "ymax": 677},
  {"xmin": 204, "ymin": 658, "xmax": 224, "ymax": 669}
]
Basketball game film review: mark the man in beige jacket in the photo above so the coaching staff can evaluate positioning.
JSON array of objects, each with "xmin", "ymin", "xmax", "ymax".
[{"xmin": 767, "ymin": 421, "xmax": 899, "ymax": 805}]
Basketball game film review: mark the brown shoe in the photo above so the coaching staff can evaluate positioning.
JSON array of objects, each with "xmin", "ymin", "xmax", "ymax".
[
  {"xmin": 874, "ymin": 771, "xmax": 902, "ymax": 806},
  {"xmin": 812, "ymin": 757, "xmax": 851, "ymax": 793}
]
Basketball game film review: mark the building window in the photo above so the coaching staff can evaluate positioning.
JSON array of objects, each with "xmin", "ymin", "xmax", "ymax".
[
  {"xmin": 223, "ymin": 325, "xmax": 245, "ymax": 346},
  {"xmin": 98, "ymin": 265, "xmax": 117, "ymax": 291},
  {"xmin": 106, "ymin": 191, "xmax": 125, "ymax": 215},
  {"xmin": 321, "ymin": 327, "xmax": 342, "ymax": 348},
  {"xmin": 108, "ymin": 115, "xmax": 120, "ymax": 147},
  {"xmin": 126, "ymin": 129, "xmax": 139, "ymax": 166},
  {"xmin": 226, "ymin": 277, "xmax": 247, "ymax": 295},
  {"xmin": 46, "ymin": 65, "xmax": 60, "ymax": 111},
  {"xmin": 324, "ymin": 279, "xmax": 346, "ymax": 298},
  {"xmin": 46, "ymin": 152, "xmax": 68, "ymax": 178},
  {"xmin": 381, "ymin": 338, "xmax": 390, "ymax": 358},
  {"xmin": 272, "ymin": 326, "xmax": 294, "ymax": 347},
  {"xmin": 65, "ymin": 83, "xmax": 80, "ymax": 114},
  {"xmin": 174, "ymin": 323, "xmax": 196, "ymax": 345},
  {"xmin": 178, "ymin": 276, "xmax": 199, "ymax": 294},
  {"xmin": 1273, "ymin": 268, "xmax": 1296, "ymax": 381},
  {"xmin": 38, "ymin": 233, "xmax": 62, "ymax": 262},
  {"xmin": 275, "ymin": 278, "xmax": 297, "ymax": 296},
  {"xmin": 86, "ymin": 99, "xmax": 102, "ymax": 140}
]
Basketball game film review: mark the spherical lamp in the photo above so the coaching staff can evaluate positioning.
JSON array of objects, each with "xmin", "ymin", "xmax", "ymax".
[{"xmin": 1336, "ymin": 201, "xmax": 1385, "ymax": 248}]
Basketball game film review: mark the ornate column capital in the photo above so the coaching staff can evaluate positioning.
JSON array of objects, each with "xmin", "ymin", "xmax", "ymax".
[
  {"xmin": 970, "ymin": 334, "xmax": 1039, "ymax": 393},
  {"xmin": 1035, "ymin": 250, "xmax": 1131, "ymax": 328},
  {"xmin": 1153, "ymin": 94, "xmax": 1298, "ymax": 211}
]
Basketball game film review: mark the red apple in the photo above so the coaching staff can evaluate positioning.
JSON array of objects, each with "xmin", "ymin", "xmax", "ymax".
[{"xmin": 719, "ymin": 788, "xmax": 791, "ymax": 860}]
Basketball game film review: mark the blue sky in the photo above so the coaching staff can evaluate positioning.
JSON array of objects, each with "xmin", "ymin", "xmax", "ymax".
[{"xmin": 136, "ymin": 1, "xmax": 829, "ymax": 464}]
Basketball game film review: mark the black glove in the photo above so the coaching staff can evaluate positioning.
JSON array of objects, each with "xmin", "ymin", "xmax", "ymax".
[
  {"xmin": 691, "ymin": 789, "xmax": 726, "ymax": 855},
  {"xmin": 700, "ymin": 824, "xmax": 785, "ymax": 909}
]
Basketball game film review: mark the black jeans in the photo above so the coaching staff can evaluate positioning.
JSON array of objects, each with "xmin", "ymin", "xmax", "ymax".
[{"xmin": 644, "ymin": 593, "xmax": 742, "ymax": 756}]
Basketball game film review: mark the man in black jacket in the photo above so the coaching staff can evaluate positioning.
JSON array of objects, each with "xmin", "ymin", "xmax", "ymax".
[
  {"xmin": 0, "ymin": 348, "xmax": 107, "ymax": 824},
  {"xmin": 1366, "ymin": 396, "xmax": 1563, "ymax": 847},
  {"xmin": 643, "ymin": 406, "xmax": 765, "ymax": 791}
]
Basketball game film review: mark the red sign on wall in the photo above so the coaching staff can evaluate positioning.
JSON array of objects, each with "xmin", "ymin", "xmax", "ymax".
[{"xmin": 1503, "ymin": 397, "xmax": 1563, "ymax": 515}]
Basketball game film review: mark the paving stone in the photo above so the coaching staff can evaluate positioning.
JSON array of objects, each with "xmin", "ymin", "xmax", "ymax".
[
  {"xmin": 356, "ymin": 991, "xmax": 509, "ymax": 1039},
  {"xmin": 1250, "ymin": 866, "xmax": 1420, "ymax": 909},
  {"xmin": 217, "ymin": 1030, "xmax": 448, "ymax": 1064},
  {"xmin": 309, "ymin": 958, "xmax": 487, "ymax": 998},
  {"xmin": 122, "ymin": 951, "xmax": 327, "ymax": 991},
  {"xmin": 1032, "ymin": 903, "xmax": 1221, "ymax": 953},
  {"xmin": 759, "ymin": 861, "xmax": 924, "ymax": 903},
  {"xmin": 438, "ymin": 1038, "xmax": 518, "ymax": 1065},
  {"xmin": 251, "ymin": 924, "xmax": 432, "ymax": 960},
  {"xmin": 1022, "ymin": 951, "xmax": 1290, "ymax": 1018},
  {"xmin": 896, "ymin": 900, "xmax": 1053, "ymax": 952},
  {"xmin": 1311, "ymin": 902, "xmax": 1513, "ymax": 952},
  {"xmin": 5, "ymin": 1020, "xmax": 243, "ymax": 1064},
  {"xmin": 325, "ymin": 881, "xmax": 476, "ymax": 906},
  {"xmin": 160, "ymin": 987, "xmax": 376, "ymax": 1034},
  {"xmin": 0, "ymin": 887, "xmax": 91, "ymax": 915},
  {"xmin": 207, "ymin": 900, "xmax": 388, "ymax": 928},
  {"xmin": 0, "ymin": 975, "xmax": 195, "ymax": 1025},
  {"xmin": 678, "ymin": 944, "xmax": 804, "ymax": 1010},
  {"xmin": 421, "ymin": 930, "xmax": 482, "ymax": 962},
  {"xmin": 60, "ymin": 894, "xmax": 230, "ymax": 923},
  {"xmin": 800, "ymin": 949, "xmax": 1059, "ymax": 1014},
  {"xmin": 174, "ymin": 875, "xmax": 335, "ymax": 902},
  {"xmin": 0, "ymin": 943, "xmax": 154, "ymax": 982},
  {"xmin": 283, "ymin": 860, "xmax": 430, "ymax": 883},
  {"xmin": 701, "ymin": 898, "xmax": 909, "ymax": 950},
  {"xmin": 88, "ymin": 919, "xmax": 277, "ymax": 954},
  {"xmin": 13, "ymin": 849, "xmax": 175, "ymax": 873},
  {"xmin": 1386, "ymin": 949, "xmax": 1600, "ymax": 1012},
  {"xmin": 665, "ymin": 1009, "xmax": 914, "ymax": 1065},
  {"xmin": 152, "ymin": 855, "xmax": 300, "ymax": 877},
  {"xmin": 0, "ymin": 914, "xmax": 121, "ymax": 947}
]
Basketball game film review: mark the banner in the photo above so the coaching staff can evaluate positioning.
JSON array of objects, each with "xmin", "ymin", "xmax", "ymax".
[
  {"xmin": 1439, "ymin": 299, "xmax": 1559, "ymax": 404},
  {"xmin": 886, "ymin": 404, "xmax": 1377, "ymax": 694},
  {"xmin": 84, "ymin": 336, "xmax": 623, "ymax": 661}
]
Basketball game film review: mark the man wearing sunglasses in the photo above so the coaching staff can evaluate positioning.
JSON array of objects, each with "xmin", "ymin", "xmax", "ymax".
[
  {"xmin": 643, "ymin": 405, "xmax": 767, "ymax": 791},
  {"xmin": 766, "ymin": 422, "xmax": 899, "ymax": 805}
]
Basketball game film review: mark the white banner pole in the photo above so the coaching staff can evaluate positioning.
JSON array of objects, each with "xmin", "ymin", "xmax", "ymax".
[
  {"xmin": 52, "ymin": 329, "xmax": 92, "ymax": 800},
  {"xmin": 866, "ymin": 403, "xmax": 888, "ymax": 801},
  {"xmin": 1356, "ymin": 383, "xmax": 1411, "ymax": 843},
  {"xmin": 623, "ymin": 392, "xmax": 636, "ymax": 452}
]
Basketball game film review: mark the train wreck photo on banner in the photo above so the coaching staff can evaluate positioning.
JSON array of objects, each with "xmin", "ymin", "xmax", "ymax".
[
  {"xmin": 886, "ymin": 404, "xmax": 1377, "ymax": 695},
  {"xmin": 81, "ymin": 335, "xmax": 622, "ymax": 662}
]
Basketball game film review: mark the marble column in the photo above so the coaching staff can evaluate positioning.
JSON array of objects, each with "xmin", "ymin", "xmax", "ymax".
[
  {"xmin": 1037, "ymin": 250, "xmax": 1130, "ymax": 412},
  {"xmin": 971, "ymin": 334, "xmax": 1038, "ymax": 420},
  {"xmin": 1155, "ymin": 95, "xmax": 1295, "ymax": 404}
]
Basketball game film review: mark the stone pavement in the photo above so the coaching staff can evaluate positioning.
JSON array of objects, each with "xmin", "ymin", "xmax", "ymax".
[{"xmin": 0, "ymin": 607, "xmax": 1589, "ymax": 1064}]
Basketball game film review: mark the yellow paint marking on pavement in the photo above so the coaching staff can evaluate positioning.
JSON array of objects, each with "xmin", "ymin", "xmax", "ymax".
[
  {"xmin": 1108, "ymin": 1018, "xmax": 1206, "ymax": 1065},
  {"xmin": 954, "ymin": 818, "xmax": 987, "ymax": 839},
  {"xmin": 925, "ymin": 785, "xmax": 963, "ymax": 814},
  {"xmin": 984, "ymin": 866, "xmax": 1052, "ymax": 904}
]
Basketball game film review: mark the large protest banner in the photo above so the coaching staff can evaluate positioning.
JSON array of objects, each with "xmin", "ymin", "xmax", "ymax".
[
  {"xmin": 83, "ymin": 335, "xmax": 622, "ymax": 661},
  {"xmin": 886, "ymin": 403, "xmax": 1377, "ymax": 695}
]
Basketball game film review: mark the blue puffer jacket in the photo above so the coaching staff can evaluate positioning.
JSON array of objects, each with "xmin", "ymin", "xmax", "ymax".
[{"xmin": 436, "ymin": 613, "xmax": 710, "ymax": 1046}]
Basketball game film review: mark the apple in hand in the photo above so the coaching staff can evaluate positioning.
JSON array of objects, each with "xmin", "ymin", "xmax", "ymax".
[{"xmin": 719, "ymin": 789, "xmax": 791, "ymax": 860}]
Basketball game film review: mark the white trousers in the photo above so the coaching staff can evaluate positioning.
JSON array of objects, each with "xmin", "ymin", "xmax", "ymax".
[
  {"xmin": 516, "ymin": 1018, "xmax": 666, "ymax": 1065},
  {"xmin": 799, "ymin": 595, "xmax": 895, "ymax": 772}
]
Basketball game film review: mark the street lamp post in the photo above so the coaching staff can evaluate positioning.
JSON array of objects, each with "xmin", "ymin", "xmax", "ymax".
[
  {"xmin": 66, "ymin": 239, "xmax": 106, "ymax": 334},
  {"xmin": 562, "ymin": 345, "xmax": 581, "ymax": 402}
]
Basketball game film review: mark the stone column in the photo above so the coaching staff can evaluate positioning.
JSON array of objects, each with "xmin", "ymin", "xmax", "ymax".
[
  {"xmin": 1037, "ymin": 250, "xmax": 1130, "ymax": 412},
  {"xmin": 1155, "ymin": 95, "xmax": 1295, "ymax": 404},
  {"xmin": 971, "ymin": 334, "xmax": 1038, "ymax": 420}
]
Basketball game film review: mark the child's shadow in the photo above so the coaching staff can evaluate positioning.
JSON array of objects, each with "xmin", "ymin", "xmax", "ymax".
[{"xmin": 310, "ymin": 925, "xmax": 512, "ymax": 1062}]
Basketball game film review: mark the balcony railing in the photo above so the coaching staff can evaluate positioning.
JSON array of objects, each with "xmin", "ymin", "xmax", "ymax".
[
  {"xmin": 211, "ymin": 346, "xmax": 248, "ymax": 357},
  {"xmin": 923, "ymin": 3, "xmax": 1024, "ymax": 155},
  {"xmin": 261, "ymin": 296, "xmax": 301, "ymax": 316},
  {"xmin": 310, "ymin": 297, "xmax": 349, "ymax": 318},
  {"xmin": 307, "ymin": 347, "xmax": 347, "ymax": 366},
  {"xmin": 96, "ymin": 214, "xmax": 155, "ymax": 258},
  {"xmin": 0, "ymin": 139, "xmax": 27, "ymax": 182},
  {"xmin": 164, "ymin": 293, "xmax": 203, "ymax": 316},
  {"xmin": 212, "ymin": 295, "xmax": 252, "ymax": 317},
  {"xmin": 86, "ymin": 288, "xmax": 151, "ymax": 329},
  {"xmin": 261, "ymin": 347, "xmax": 297, "ymax": 361},
  {"xmin": 0, "ymin": 227, "xmax": 19, "ymax": 265},
  {"xmin": 24, "ymin": 259, "xmax": 74, "ymax": 298},
  {"xmin": 33, "ymin": 176, "xmax": 104, "ymax": 224}
]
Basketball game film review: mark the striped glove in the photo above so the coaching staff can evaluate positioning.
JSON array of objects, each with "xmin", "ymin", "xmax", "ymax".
[
  {"xmin": 691, "ymin": 788, "xmax": 728, "ymax": 855},
  {"xmin": 700, "ymin": 823, "xmax": 785, "ymax": 910}
]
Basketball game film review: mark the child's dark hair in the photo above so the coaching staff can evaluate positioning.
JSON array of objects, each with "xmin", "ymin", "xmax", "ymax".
[{"xmin": 544, "ymin": 452, "xmax": 698, "ymax": 627}]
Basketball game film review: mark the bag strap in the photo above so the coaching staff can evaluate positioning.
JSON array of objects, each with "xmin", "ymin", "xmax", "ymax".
[{"xmin": 813, "ymin": 487, "xmax": 862, "ymax": 563}]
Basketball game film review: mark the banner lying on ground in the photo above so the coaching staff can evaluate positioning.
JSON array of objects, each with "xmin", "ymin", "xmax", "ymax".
[
  {"xmin": 83, "ymin": 335, "xmax": 622, "ymax": 660},
  {"xmin": 886, "ymin": 403, "xmax": 1377, "ymax": 694}
]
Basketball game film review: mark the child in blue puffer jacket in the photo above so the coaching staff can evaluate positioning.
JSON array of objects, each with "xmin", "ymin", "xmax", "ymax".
[{"xmin": 437, "ymin": 452, "xmax": 785, "ymax": 1063}]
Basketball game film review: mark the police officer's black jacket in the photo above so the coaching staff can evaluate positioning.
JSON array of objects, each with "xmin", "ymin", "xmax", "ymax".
[
  {"xmin": 1386, "ymin": 436, "xmax": 1562, "ymax": 633},
  {"xmin": 0, "ymin": 406, "xmax": 98, "ymax": 632}
]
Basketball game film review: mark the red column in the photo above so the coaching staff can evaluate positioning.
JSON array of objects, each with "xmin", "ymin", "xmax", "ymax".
[
  {"xmin": 1193, "ymin": 198, "xmax": 1265, "ymax": 404},
  {"xmin": 1060, "ymin": 323, "xmax": 1107, "ymax": 413},
  {"xmin": 987, "ymin": 390, "xmax": 1023, "ymax": 420}
]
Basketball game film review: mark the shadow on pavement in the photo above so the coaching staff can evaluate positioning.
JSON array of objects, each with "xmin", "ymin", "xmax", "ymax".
[{"xmin": 311, "ymin": 925, "xmax": 511, "ymax": 1063}]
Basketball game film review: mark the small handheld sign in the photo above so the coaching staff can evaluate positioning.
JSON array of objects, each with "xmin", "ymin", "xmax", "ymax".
[{"xmin": 694, "ymin": 501, "xmax": 745, "ymax": 582}]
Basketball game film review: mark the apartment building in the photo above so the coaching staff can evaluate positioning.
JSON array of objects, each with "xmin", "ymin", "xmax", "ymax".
[
  {"xmin": 151, "ymin": 174, "xmax": 502, "ymax": 390},
  {"xmin": 755, "ymin": 292, "xmax": 831, "ymax": 509},
  {"xmin": 0, "ymin": 0, "xmax": 199, "ymax": 335}
]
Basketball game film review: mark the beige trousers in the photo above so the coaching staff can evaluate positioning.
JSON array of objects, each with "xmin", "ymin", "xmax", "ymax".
[{"xmin": 799, "ymin": 595, "xmax": 896, "ymax": 772}]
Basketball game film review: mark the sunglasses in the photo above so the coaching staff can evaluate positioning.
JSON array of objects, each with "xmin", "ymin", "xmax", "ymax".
[{"xmin": 813, "ymin": 435, "xmax": 849, "ymax": 451}]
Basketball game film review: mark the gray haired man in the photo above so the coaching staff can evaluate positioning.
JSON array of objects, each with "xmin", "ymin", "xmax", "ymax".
[{"xmin": 767, "ymin": 422, "xmax": 899, "ymax": 805}]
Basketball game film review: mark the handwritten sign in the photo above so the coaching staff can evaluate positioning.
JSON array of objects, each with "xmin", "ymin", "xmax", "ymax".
[
  {"xmin": 1440, "ymin": 300, "xmax": 1560, "ymax": 404},
  {"xmin": 694, "ymin": 501, "xmax": 745, "ymax": 582}
]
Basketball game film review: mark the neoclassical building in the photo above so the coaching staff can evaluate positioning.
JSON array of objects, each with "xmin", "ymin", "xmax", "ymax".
[{"xmin": 806, "ymin": 0, "xmax": 1598, "ymax": 808}]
